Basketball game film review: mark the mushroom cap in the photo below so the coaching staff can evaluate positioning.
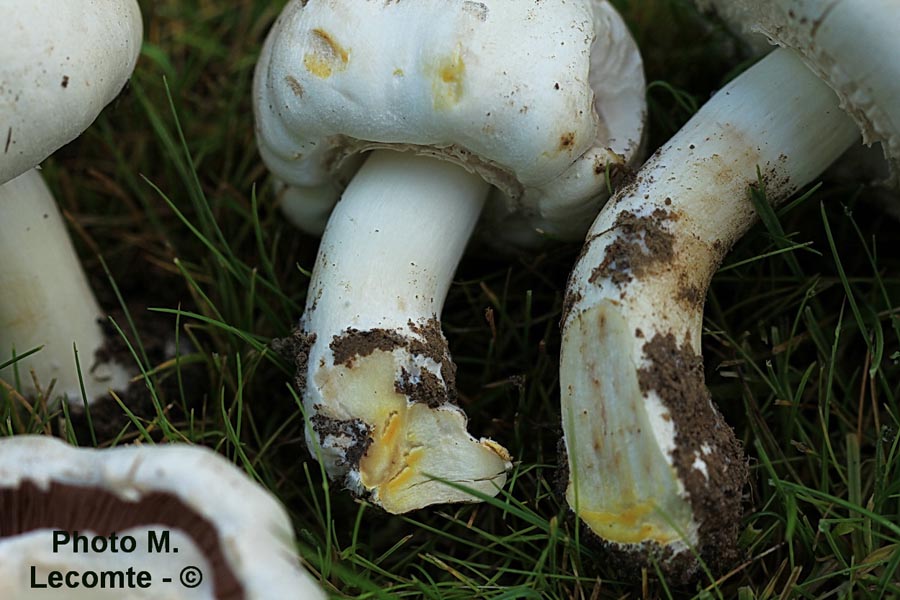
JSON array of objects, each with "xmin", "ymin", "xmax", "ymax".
[
  {"xmin": 254, "ymin": 0, "xmax": 645, "ymax": 245},
  {"xmin": 0, "ymin": 436, "xmax": 326, "ymax": 599},
  {"xmin": 0, "ymin": 0, "xmax": 143, "ymax": 185},
  {"xmin": 696, "ymin": 0, "xmax": 900, "ymax": 186}
]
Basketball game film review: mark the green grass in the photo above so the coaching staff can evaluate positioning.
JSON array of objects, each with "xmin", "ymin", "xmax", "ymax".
[{"xmin": 3, "ymin": 0, "xmax": 900, "ymax": 597}]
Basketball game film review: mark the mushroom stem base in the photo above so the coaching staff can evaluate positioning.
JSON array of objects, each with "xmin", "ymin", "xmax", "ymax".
[
  {"xmin": 0, "ymin": 170, "xmax": 130, "ymax": 404},
  {"xmin": 561, "ymin": 48, "xmax": 860, "ymax": 578}
]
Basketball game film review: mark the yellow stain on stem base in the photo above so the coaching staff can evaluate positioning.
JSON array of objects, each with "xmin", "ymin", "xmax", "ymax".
[
  {"xmin": 315, "ymin": 350, "xmax": 509, "ymax": 513},
  {"xmin": 561, "ymin": 301, "xmax": 696, "ymax": 547},
  {"xmin": 578, "ymin": 502, "xmax": 678, "ymax": 545}
]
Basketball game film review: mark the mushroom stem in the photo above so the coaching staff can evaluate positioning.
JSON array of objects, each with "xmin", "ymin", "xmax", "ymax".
[
  {"xmin": 301, "ymin": 149, "xmax": 511, "ymax": 514},
  {"xmin": 0, "ymin": 169, "xmax": 131, "ymax": 404},
  {"xmin": 561, "ymin": 48, "xmax": 859, "ymax": 576}
]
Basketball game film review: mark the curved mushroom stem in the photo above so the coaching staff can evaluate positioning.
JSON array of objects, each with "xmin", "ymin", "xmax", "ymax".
[
  {"xmin": 0, "ymin": 169, "xmax": 131, "ymax": 404},
  {"xmin": 560, "ymin": 49, "xmax": 859, "ymax": 577},
  {"xmin": 300, "ymin": 149, "xmax": 511, "ymax": 514}
]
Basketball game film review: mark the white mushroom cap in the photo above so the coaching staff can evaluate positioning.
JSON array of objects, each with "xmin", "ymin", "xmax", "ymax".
[
  {"xmin": 0, "ymin": 436, "xmax": 326, "ymax": 599},
  {"xmin": 695, "ymin": 0, "xmax": 900, "ymax": 186},
  {"xmin": 254, "ymin": 0, "xmax": 645, "ymax": 244},
  {"xmin": 0, "ymin": 0, "xmax": 143, "ymax": 184}
]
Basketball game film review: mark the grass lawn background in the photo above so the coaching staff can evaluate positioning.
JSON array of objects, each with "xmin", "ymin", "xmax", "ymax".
[{"xmin": 3, "ymin": 0, "xmax": 899, "ymax": 597}]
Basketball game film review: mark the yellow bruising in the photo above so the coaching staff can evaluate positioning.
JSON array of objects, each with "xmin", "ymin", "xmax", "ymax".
[
  {"xmin": 578, "ymin": 502, "xmax": 678, "ymax": 545},
  {"xmin": 483, "ymin": 439, "xmax": 512, "ymax": 463},
  {"xmin": 561, "ymin": 301, "xmax": 695, "ymax": 548},
  {"xmin": 430, "ymin": 45, "xmax": 466, "ymax": 110},
  {"xmin": 0, "ymin": 277, "xmax": 41, "ymax": 328},
  {"xmin": 315, "ymin": 349, "xmax": 510, "ymax": 513},
  {"xmin": 381, "ymin": 447, "xmax": 425, "ymax": 495},
  {"xmin": 316, "ymin": 352, "xmax": 410, "ymax": 491},
  {"xmin": 304, "ymin": 28, "xmax": 350, "ymax": 79}
]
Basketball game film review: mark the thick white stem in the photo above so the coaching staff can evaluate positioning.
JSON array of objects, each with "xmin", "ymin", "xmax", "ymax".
[
  {"xmin": 304, "ymin": 150, "xmax": 488, "ymax": 342},
  {"xmin": 300, "ymin": 150, "xmax": 510, "ymax": 513},
  {"xmin": 0, "ymin": 169, "xmax": 130, "ymax": 404},
  {"xmin": 561, "ymin": 49, "xmax": 859, "ymax": 574}
]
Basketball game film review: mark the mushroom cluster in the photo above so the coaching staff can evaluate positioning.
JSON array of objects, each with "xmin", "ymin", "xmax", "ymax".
[
  {"xmin": 560, "ymin": 0, "xmax": 898, "ymax": 580},
  {"xmin": 0, "ymin": 0, "xmax": 143, "ymax": 405},
  {"xmin": 7, "ymin": 0, "xmax": 894, "ymax": 593},
  {"xmin": 253, "ymin": 0, "xmax": 646, "ymax": 514}
]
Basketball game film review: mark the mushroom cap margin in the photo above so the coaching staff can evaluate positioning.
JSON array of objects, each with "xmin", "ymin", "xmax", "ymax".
[{"xmin": 0, "ymin": 0, "xmax": 143, "ymax": 184}]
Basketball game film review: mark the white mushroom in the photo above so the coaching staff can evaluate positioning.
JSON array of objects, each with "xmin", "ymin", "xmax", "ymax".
[
  {"xmin": 254, "ymin": 0, "xmax": 646, "ymax": 513},
  {"xmin": 0, "ymin": 0, "xmax": 143, "ymax": 404},
  {"xmin": 560, "ymin": 0, "xmax": 898, "ymax": 580},
  {"xmin": 0, "ymin": 435, "xmax": 327, "ymax": 599}
]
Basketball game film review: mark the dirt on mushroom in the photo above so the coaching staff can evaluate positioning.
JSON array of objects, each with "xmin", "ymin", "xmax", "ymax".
[
  {"xmin": 636, "ymin": 332, "xmax": 748, "ymax": 574},
  {"xmin": 395, "ymin": 367, "xmax": 448, "ymax": 408},
  {"xmin": 309, "ymin": 411, "xmax": 373, "ymax": 470},
  {"xmin": 330, "ymin": 328, "xmax": 406, "ymax": 367},
  {"xmin": 589, "ymin": 208, "xmax": 676, "ymax": 287},
  {"xmin": 272, "ymin": 329, "xmax": 317, "ymax": 396}
]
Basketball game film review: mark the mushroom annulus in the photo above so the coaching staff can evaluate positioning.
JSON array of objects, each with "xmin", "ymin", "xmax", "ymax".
[
  {"xmin": 253, "ymin": 0, "xmax": 647, "ymax": 513},
  {"xmin": 0, "ymin": 435, "xmax": 327, "ymax": 599},
  {"xmin": 0, "ymin": 0, "xmax": 143, "ymax": 405},
  {"xmin": 559, "ymin": 0, "xmax": 898, "ymax": 580}
]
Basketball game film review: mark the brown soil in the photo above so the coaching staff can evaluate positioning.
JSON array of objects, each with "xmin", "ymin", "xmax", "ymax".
[
  {"xmin": 309, "ymin": 410, "xmax": 373, "ymax": 470},
  {"xmin": 636, "ymin": 332, "xmax": 748, "ymax": 576},
  {"xmin": 677, "ymin": 282, "xmax": 705, "ymax": 310},
  {"xmin": 395, "ymin": 368, "xmax": 446, "ymax": 409},
  {"xmin": 329, "ymin": 328, "xmax": 405, "ymax": 367},
  {"xmin": 554, "ymin": 435, "xmax": 569, "ymax": 503},
  {"xmin": 582, "ymin": 530, "xmax": 703, "ymax": 587},
  {"xmin": 66, "ymin": 309, "xmax": 201, "ymax": 445},
  {"xmin": 407, "ymin": 318, "xmax": 457, "ymax": 399},
  {"xmin": 325, "ymin": 319, "xmax": 457, "ymax": 405},
  {"xmin": 1, "ymin": 480, "xmax": 243, "ymax": 599},
  {"xmin": 271, "ymin": 329, "xmax": 316, "ymax": 396},
  {"xmin": 590, "ymin": 209, "xmax": 676, "ymax": 287}
]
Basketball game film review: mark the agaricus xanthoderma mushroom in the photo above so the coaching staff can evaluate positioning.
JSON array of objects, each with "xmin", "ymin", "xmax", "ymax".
[
  {"xmin": 0, "ymin": 436, "xmax": 327, "ymax": 599},
  {"xmin": 560, "ymin": 0, "xmax": 899, "ymax": 579},
  {"xmin": 253, "ymin": 0, "xmax": 646, "ymax": 513},
  {"xmin": 0, "ymin": 0, "xmax": 142, "ymax": 404}
]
